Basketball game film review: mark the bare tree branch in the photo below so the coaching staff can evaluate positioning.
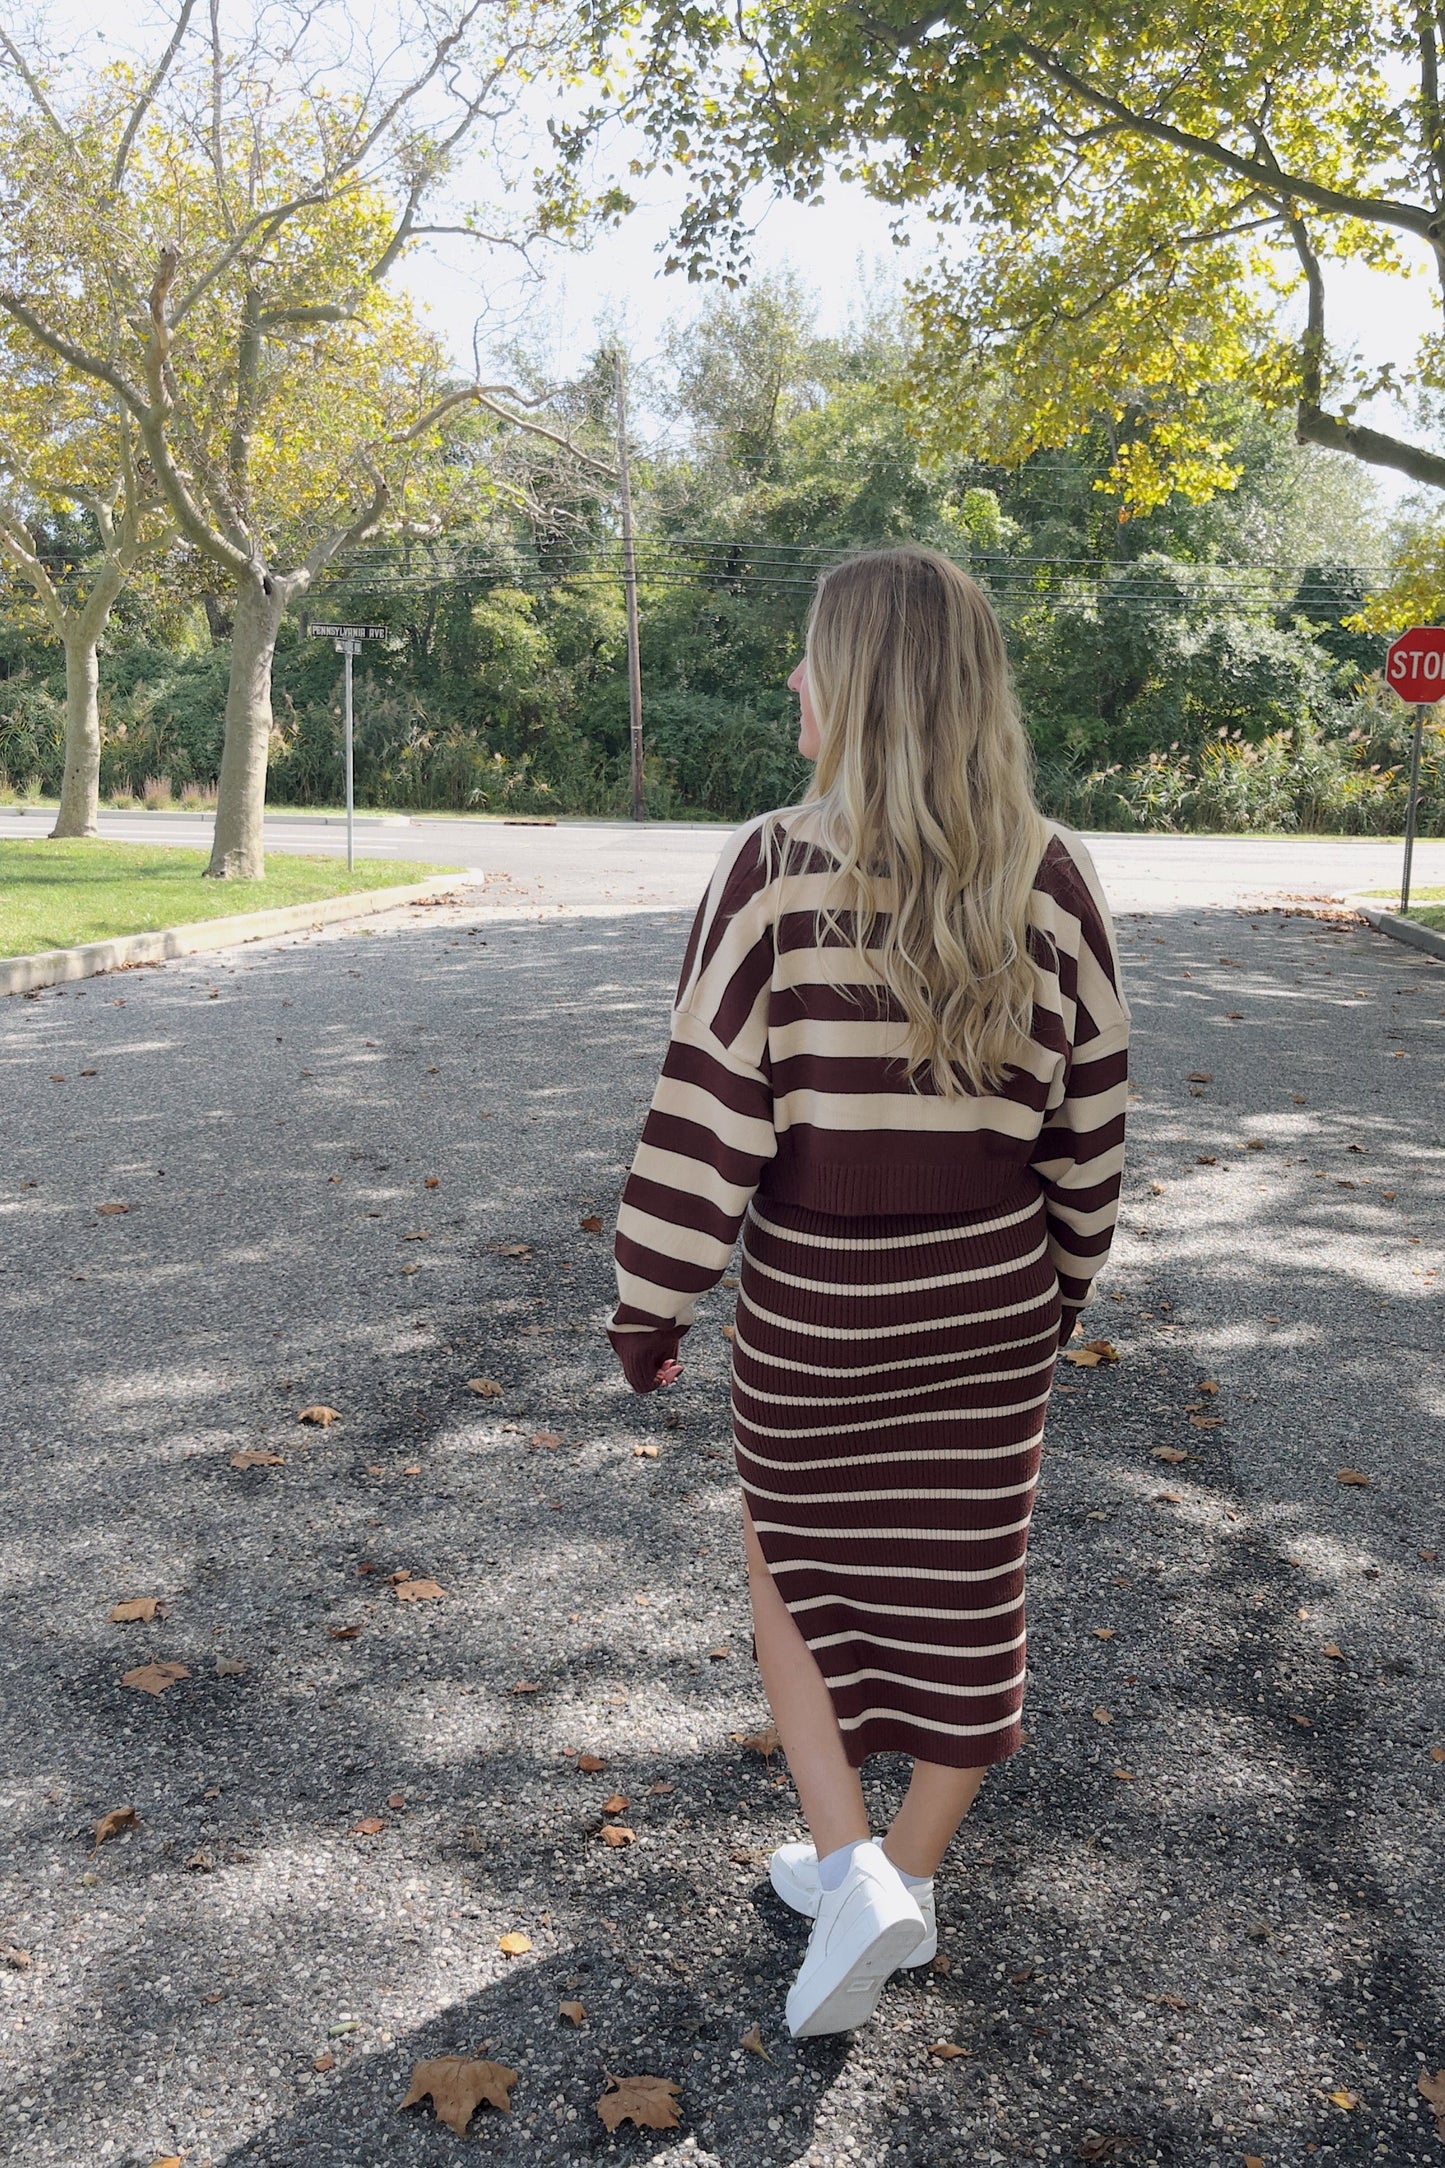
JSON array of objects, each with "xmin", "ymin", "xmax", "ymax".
[
  {"xmin": 113, "ymin": 0, "xmax": 199, "ymax": 190},
  {"xmin": 0, "ymin": 24, "xmax": 70, "ymax": 145}
]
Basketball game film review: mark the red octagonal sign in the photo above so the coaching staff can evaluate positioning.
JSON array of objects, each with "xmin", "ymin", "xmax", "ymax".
[{"xmin": 1385, "ymin": 625, "xmax": 1445, "ymax": 701}]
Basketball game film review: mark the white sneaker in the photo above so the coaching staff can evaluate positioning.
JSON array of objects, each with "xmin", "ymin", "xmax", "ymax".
[
  {"xmin": 783, "ymin": 1843, "xmax": 928, "ymax": 2038},
  {"xmin": 770, "ymin": 1837, "xmax": 938, "ymax": 1966}
]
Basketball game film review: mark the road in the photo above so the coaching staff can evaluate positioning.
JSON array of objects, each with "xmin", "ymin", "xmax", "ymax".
[
  {"xmin": 1, "ymin": 871, "xmax": 1441, "ymax": 2166},
  {"xmin": 4, "ymin": 802, "xmax": 1444, "ymax": 915}
]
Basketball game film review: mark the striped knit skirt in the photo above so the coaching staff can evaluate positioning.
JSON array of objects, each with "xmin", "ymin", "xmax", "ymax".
[{"xmin": 731, "ymin": 1190, "xmax": 1061, "ymax": 1769}]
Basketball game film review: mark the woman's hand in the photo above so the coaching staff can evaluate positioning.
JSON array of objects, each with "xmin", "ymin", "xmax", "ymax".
[{"xmin": 654, "ymin": 1358, "xmax": 683, "ymax": 1387}]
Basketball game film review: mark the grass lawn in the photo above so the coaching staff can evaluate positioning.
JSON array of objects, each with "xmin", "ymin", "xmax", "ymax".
[
  {"xmin": 0, "ymin": 839, "xmax": 455, "ymax": 958},
  {"xmin": 1361, "ymin": 883, "xmax": 1445, "ymax": 932}
]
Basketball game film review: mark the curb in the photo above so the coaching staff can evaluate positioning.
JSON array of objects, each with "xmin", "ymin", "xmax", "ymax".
[
  {"xmin": 1355, "ymin": 902, "xmax": 1445, "ymax": 962},
  {"xmin": 1, "ymin": 873, "xmax": 475, "ymax": 997}
]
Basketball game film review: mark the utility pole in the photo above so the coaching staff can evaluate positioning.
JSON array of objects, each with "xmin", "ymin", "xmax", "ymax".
[{"xmin": 615, "ymin": 350, "xmax": 645, "ymax": 822}]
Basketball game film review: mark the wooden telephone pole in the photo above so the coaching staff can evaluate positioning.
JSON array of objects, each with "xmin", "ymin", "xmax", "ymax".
[{"xmin": 615, "ymin": 351, "xmax": 645, "ymax": 822}]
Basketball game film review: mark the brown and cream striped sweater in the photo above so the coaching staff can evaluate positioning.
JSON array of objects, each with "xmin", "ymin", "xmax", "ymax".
[{"xmin": 608, "ymin": 807, "xmax": 1130, "ymax": 1391}]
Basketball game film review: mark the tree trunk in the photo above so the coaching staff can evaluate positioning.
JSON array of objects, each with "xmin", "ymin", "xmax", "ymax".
[
  {"xmin": 206, "ymin": 573, "xmax": 288, "ymax": 879},
  {"xmin": 49, "ymin": 632, "xmax": 103, "ymax": 838}
]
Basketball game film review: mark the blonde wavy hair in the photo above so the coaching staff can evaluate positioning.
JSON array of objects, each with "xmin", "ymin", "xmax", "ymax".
[{"xmin": 803, "ymin": 546, "xmax": 1048, "ymax": 1095}]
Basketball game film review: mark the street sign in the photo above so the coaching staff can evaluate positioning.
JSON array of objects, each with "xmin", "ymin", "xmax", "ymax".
[
  {"xmin": 306, "ymin": 626, "xmax": 386, "ymax": 870},
  {"xmin": 1384, "ymin": 626, "xmax": 1445, "ymax": 913}
]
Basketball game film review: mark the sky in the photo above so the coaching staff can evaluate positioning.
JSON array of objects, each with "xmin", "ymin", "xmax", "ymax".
[{"xmin": 30, "ymin": 0, "xmax": 1445, "ymax": 498}]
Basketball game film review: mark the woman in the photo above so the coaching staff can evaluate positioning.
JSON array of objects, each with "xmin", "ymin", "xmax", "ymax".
[{"xmin": 608, "ymin": 547, "xmax": 1129, "ymax": 2039}]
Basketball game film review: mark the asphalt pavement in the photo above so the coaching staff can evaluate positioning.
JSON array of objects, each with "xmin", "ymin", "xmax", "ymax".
[
  {"xmin": 0, "ymin": 877, "xmax": 1442, "ymax": 2168},
  {"xmin": 4, "ymin": 803, "xmax": 1445, "ymax": 917}
]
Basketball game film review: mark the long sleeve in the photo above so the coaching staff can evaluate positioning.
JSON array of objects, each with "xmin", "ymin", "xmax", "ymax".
[
  {"xmin": 1029, "ymin": 838, "xmax": 1131, "ymax": 1334},
  {"xmin": 608, "ymin": 821, "xmax": 778, "ymax": 1392}
]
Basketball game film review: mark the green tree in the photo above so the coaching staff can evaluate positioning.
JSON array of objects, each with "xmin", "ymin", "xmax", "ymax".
[
  {"xmin": 0, "ymin": 2, "xmax": 618, "ymax": 875},
  {"xmin": 637, "ymin": 1, "xmax": 1445, "ymax": 514}
]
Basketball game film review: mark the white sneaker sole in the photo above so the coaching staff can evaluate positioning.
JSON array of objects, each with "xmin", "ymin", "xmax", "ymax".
[{"xmin": 786, "ymin": 1912, "xmax": 926, "ymax": 2038}]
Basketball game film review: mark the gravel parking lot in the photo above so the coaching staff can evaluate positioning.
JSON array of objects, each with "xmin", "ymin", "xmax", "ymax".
[{"xmin": 0, "ymin": 885, "xmax": 1441, "ymax": 2168}]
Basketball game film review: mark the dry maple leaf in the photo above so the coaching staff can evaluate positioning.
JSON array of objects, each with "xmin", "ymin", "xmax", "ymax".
[
  {"xmin": 576, "ymin": 1752, "xmax": 607, "ymax": 1774},
  {"xmin": 1090, "ymin": 1626, "xmax": 1117, "ymax": 1640},
  {"xmin": 601, "ymin": 1792, "xmax": 629, "ymax": 1814},
  {"xmin": 313, "ymin": 2050, "xmax": 335, "ymax": 2073},
  {"xmin": 387, "ymin": 1791, "xmax": 406, "ymax": 1810},
  {"xmin": 1197, "ymin": 1379, "xmax": 1219, "ymax": 1394},
  {"xmin": 110, "ymin": 1597, "xmax": 166, "ymax": 1624},
  {"xmin": 1187, "ymin": 1071, "xmax": 1212, "ymax": 1084},
  {"xmin": 600, "ymin": 1824, "xmax": 637, "ymax": 1847},
  {"xmin": 298, "ymin": 1405, "xmax": 341, "ymax": 1426},
  {"xmin": 424, "ymin": 1175, "xmax": 440, "ymax": 1189},
  {"xmin": 498, "ymin": 1930, "xmax": 532, "ymax": 1957},
  {"xmin": 1327, "ymin": 2087, "xmax": 1360, "ymax": 2109},
  {"xmin": 512, "ymin": 1680, "xmax": 541, "ymax": 1695},
  {"xmin": 122, "ymin": 1661, "xmax": 190, "ymax": 1698},
  {"xmin": 1091, "ymin": 1706, "xmax": 1113, "ymax": 1724},
  {"xmin": 401, "ymin": 2056, "xmax": 517, "ymax": 2132},
  {"xmin": 93, "ymin": 1805, "xmax": 139, "ymax": 1847},
  {"xmin": 1, "ymin": 1943, "xmax": 31, "ymax": 1970},
  {"xmin": 740, "ymin": 2022, "xmax": 773, "ymax": 2062},
  {"xmin": 633, "ymin": 1442, "xmax": 659, "ymax": 1458},
  {"xmin": 733, "ymin": 1723, "xmax": 782, "ymax": 1759},
  {"xmin": 1188, "ymin": 1414, "xmax": 1223, "ymax": 1429},
  {"xmin": 215, "ymin": 1655, "xmax": 246, "ymax": 1678},
  {"xmin": 596, "ymin": 2074, "xmax": 682, "ymax": 2133},
  {"xmin": 530, "ymin": 1430, "xmax": 562, "ymax": 1450},
  {"xmin": 146, "ymin": 2157, "xmax": 184, "ymax": 2168},
  {"xmin": 1431, "ymin": 1746, "xmax": 1445, "ymax": 1764},
  {"xmin": 395, "ymin": 1577, "xmax": 446, "ymax": 1602},
  {"xmin": 1196, "ymin": 1153, "xmax": 1218, "ymax": 1166},
  {"xmin": 497, "ymin": 1242, "xmax": 532, "ymax": 1257},
  {"xmin": 1322, "ymin": 1642, "xmax": 1345, "ymax": 1660},
  {"xmin": 558, "ymin": 1999, "xmax": 587, "ymax": 2026},
  {"xmin": 579, "ymin": 1214, "xmax": 603, "ymax": 1234},
  {"xmin": 1418, "ymin": 2070, "xmax": 1445, "ymax": 2136},
  {"xmin": 327, "ymin": 1624, "xmax": 361, "ymax": 1641},
  {"xmin": 467, "ymin": 1377, "xmax": 503, "ymax": 1397},
  {"xmin": 1112, "ymin": 1768, "xmax": 1134, "ymax": 1782},
  {"xmin": 229, "ymin": 1449, "xmax": 284, "ymax": 1470},
  {"xmin": 1152, "ymin": 1446, "xmax": 1189, "ymax": 1464},
  {"xmin": 96, "ymin": 1201, "xmax": 129, "ymax": 1216},
  {"xmin": 1336, "ymin": 1468, "xmax": 1371, "ymax": 1487},
  {"xmin": 927, "ymin": 2040, "xmax": 970, "ymax": 2059}
]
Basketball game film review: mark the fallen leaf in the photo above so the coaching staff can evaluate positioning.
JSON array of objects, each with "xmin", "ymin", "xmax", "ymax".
[
  {"xmin": 467, "ymin": 1377, "xmax": 503, "ymax": 1397},
  {"xmin": 600, "ymin": 1824, "xmax": 637, "ymax": 1847},
  {"xmin": 1418, "ymin": 2070, "xmax": 1445, "ymax": 2135},
  {"xmin": 395, "ymin": 1577, "xmax": 446, "ymax": 1602},
  {"xmin": 1327, "ymin": 2087, "xmax": 1360, "ymax": 2110},
  {"xmin": 596, "ymin": 2074, "xmax": 682, "ymax": 2133},
  {"xmin": 1197, "ymin": 1378, "xmax": 1219, "ymax": 1394},
  {"xmin": 298, "ymin": 1405, "xmax": 341, "ymax": 1427},
  {"xmin": 530, "ymin": 1431, "xmax": 562, "ymax": 1450},
  {"xmin": 1090, "ymin": 1626, "xmax": 1117, "ymax": 1640},
  {"xmin": 1079, "ymin": 2133, "xmax": 1137, "ymax": 2160},
  {"xmin": 576, "ymin": 1753, "xmax": 607, "ymax": 1774},
  {"xmin": 121, "ymin": 1662, "xmax": 190, "ymax": 1698},
  {"xmin": 401, "ymin": 2056, "xmax": 517, "ymax": 2132},
  {"xmin": 733, "ymin": 1723, "xmax": 782, "ymax": 1759},
  {"xmin": 512, "ymin": 1680, "xmax": 540, "ymax": 1694},
  {"xmin": 401, "ymin": 1230, "xmax": 429, "ymax": 1241},
  {"xmin": 1092, "ymin": 1706, "xmax": 1113, "ymax": 1724},
  {"xmin": 328, "ymin": 1624, "xmax": 362, "ymax": 1641},
  {"xmin": 649, "ymin": 1781, "xmax": 675, "ymax": 1795},
  {"xmin": 1431, "ymin": 1745, "xmax": 1445, "ymax": 1763},
  {"xmin": 215, "ymin": 1656, "xmax": 246, "ymax": 1678},
  {"xmin": 1322, "ymin": 1642, "xmax": 1345, "ymax": 1660},
  {"xmin": 351, "ymin": 1817, "xmax": 385, "ymax": 1837},
  {"xmin": 633, "ymin": 1442, "xmax": 659, "ymax": 1458},
  {"xmin": 927, "ymin": 2040, "xmax": 970, "ymax": 2059},
  {"xmin": 96, "ymin": 1201, "xmax": 129, "ymax": 1216},
  {"xmin": 721, "ymin": 1323, "xmax": 735, "ymax": 1340},
  {"xmin": 387, "ymin": 1792, "xmax": 406, "ymax": 1810},
  {"xmin": 1196, "ymin": 1154, "xmax": 1218, "ymax": 1166},
  {"xmin": 498, "ymin": 1930, "xmax": 532, "ymax": 1957},
  {"xmin": 1152, "ymin": 1446, "xmax": 1189, "ymax": 1464},
  {"xmin": 93, "ymin": 1805, "xmax": 139, "ymax": 1847},
  {"xmin": 634, "ymin": 1592, "xmax": 650, "ymax": 1606},
  {"xmin": 229, "ymin": 1449, "xmax": 284, "ymax": 1469},
  {"xmin": 601, "ymin": 1792, "xmax": 629, "ymax": 1814},
  {"xmin": 558, "ymin": 1999, "xmax": 587, "ymax": 2026},
  {"xmin": 1, "ymin": 1942, "xmax": 31, "ymax": 1969},
  {"xmin": 1336, "ymin": 1468, "xmax": 1371, "ymax": 1487},
  {"xmin": 146, "ymin": 2158, "xmax": 185, "ymax": 2168},
  {"xmin": 1188, "ymin": 1414, "xmax": 1224, "ymax": 1429},
  {"xmin": 313, "ymin": 2051, "xmax": 335, "ymax": 2073},
  {"xmin": 1187, "ymin": 1071, "xmax": 1212, "ymax": 1084},
  {"xmin": 424, "ymin": 1175, "xmax": 440, "ymax": 1188},
  {"xmin": 1244, "ymin": 2160, "xmax": 1264, "ymax": 2168},
  {"xmin": 1155, "ymin": 1489, "xmax": 1183, "ymax": 1504},
  {"xmin": 579, "ymin": 1214, "xmax": 603, "ymax": 1234},
  {"xmin": 740, "ymin": 2022, "xmax": 773, "ymax": 2061},
  {"xmin": 1153, "ymin": 1992, "xmax": 1190, "ymax": 2011},
  {"xmin": 708, "ymin": 1644, "xmax": 730, "ymax": 1659},
  {"xmin": 110, "ymin": 1597, "xmax": 167, "ymax": 1623},
  {"xmin": 1244, "ymin": 1136, "xmax": 1265, "ymax": 1148},
  {"xmin": 1226, "ymin": 1012, "xmax": 1245, "ymax": 1023},
  {"xmin": 497, "ymin": 1242, "xmax": 532, "ymax": 1257},
  {"xmin": 1111, "ymin": 1768, "xmax": 1134, "ymax": 1782},
  {"xmin": 930, "ymin": 1952, "xmax": 953, "ymax": 1975}
]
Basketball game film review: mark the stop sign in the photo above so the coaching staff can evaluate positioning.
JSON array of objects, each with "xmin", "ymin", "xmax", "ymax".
[{"xmin": 1385, "ymin": 625, "xmax": 1445, "ymax": 701}]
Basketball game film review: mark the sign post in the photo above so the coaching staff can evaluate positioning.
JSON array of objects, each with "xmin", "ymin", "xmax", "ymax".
[
  {"xmin": 306, "ymin": 623, "xmax": 387, "ymax": 870},
  {"xmin": 1384, "ymin": 627, "xmax": 1445, "ymax": 915}
]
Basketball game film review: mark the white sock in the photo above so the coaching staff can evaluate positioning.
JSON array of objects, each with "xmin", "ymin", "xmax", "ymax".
[
  {"xmin": 874, "ymin": 1840, "xmax": 932, "ymax": 1889},
  {"xmin": 816, "ymin": 1839, "xmax": 870, "ymax": 1892}
]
